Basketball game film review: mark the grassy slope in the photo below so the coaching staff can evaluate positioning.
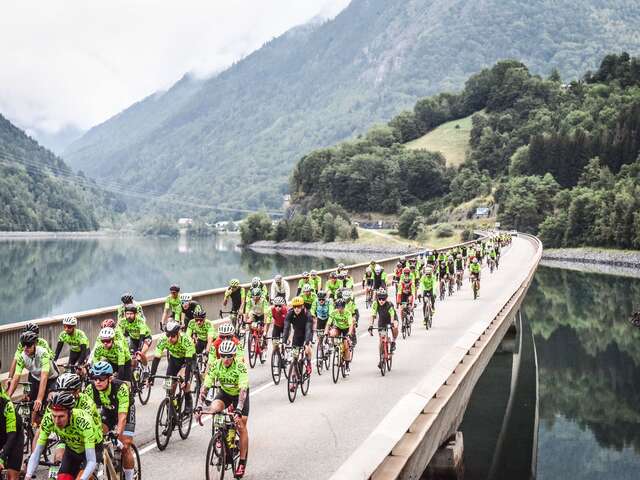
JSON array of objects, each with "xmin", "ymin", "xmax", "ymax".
[{"xmin": 404, "ymin": 113, "xmax": 474, "ymax": 166}]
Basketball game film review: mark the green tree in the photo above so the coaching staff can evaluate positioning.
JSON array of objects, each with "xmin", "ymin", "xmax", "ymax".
[{"xmin": 239, "ymin": 212, "xmax": 273, "ymax": 244}]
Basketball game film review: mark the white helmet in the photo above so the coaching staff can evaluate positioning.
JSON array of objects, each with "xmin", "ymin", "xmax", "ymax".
[
  {"xmin": 99, "ymin": 327, "xmax": 115, "ymax": 340},
  {"xmin": 302, "ymin": 284, "xmax": 313, "ymax": 293},
  {"xmin": 180, "ymin": 293, "xmax": 192, "ymax": 302},
  {"xmin": 62, "ymin": 316, "xmax": 77, "ymax": 326},
  {"xmin": 365, "ymin": 266, "xmax": 372, "ymax": 273},
  {"xmin": 374, "ymin": 264, "xmax": 382, "ymax": 273},
  {"xmin": 251, "ymin": 276, "xmax": 261, "ymax": 287},
  {"xmin": 219, "ymin": 340, "xmax": 237, "ymax": 356},
  {"xmin": 218, "ymin": 323, "xmax": 235, "ymax": 336}
]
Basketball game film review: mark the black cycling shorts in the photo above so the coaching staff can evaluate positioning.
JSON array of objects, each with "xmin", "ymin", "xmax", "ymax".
[
  {"xmin": 2, "ymin": 428, "xmax": 24, "ymax": 470},
  {"xmin": 195, "ymin": 338, "xmax": 208, "ymax": 355},
  {"xmin": 291, "ymin": 334, "xmax": 307, "ymax": 348},
  {"xmin": 271, "ymin": 324, "xmax": 284, "ymax": 339},
  {"xmin": 167, "ymin": 355, "xmax": 187, "ymax": 377},
  {"xmin": 59, "ymin": 444, "xmax": 104, "ymax": 477},
  {"xmin": 331, "ymin": 326, "xmax": 350, "ymax": 337},
  {"xmin": 102, "ymin": 404, "xmax": 136, "ymax": 436},
  {"xmin": 214, "ymin": 388, "xmax": 250, "ymax": 417},
  {"xmin": 316, "ymin": 317, "xmax": 328, "ymax": 331},
  {"xmin": 129, "ymin": 336, "xmax": 151, "ymax": 353},
  {"xmin": 28, "ymin": 374, "xmax": 56, "ymax": 403}
]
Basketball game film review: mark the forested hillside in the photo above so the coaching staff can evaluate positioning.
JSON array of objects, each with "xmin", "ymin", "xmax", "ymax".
[
  {"xmin": 0, "ymin": 114, "xmax": 102, "ymax": 231},
  {"xmin": 64, "ymin": 0, "xmax": 640, "ymax": 212},
  {"xmin": 291, "ymin": 53, "xmax": 640, "ymax": 249}
]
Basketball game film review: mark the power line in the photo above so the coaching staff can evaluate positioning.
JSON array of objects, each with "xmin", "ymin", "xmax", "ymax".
[{"xmin": 0, "ymin": 151, "xmax": 284, "ymax": 216}]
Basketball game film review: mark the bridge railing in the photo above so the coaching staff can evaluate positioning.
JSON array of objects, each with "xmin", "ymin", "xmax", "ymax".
[
  {"xmin": 0, "ymin": 233, "xmax": 491, "ymax": 375},
  {"xmin": 330, "ymin": 233, "xmax": 542, "ymax": 480}
]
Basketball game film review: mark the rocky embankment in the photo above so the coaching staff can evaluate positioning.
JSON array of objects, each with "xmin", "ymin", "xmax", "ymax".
[
  {"xmin": 249, "ymin": 240, "xmax": 420, "ymax": 256},
  {"xmin": 542, "ymin": 248, "xmax": 640, "ymax": 268}
]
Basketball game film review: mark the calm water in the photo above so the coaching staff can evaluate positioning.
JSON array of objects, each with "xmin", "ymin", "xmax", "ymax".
[
  {"xmin": 0, "ymin": 235, "xmax": 366, "ymax": 324},
  {"xmin": 457, "ymin": 266, "xmax": 640, "ymax": 479}
]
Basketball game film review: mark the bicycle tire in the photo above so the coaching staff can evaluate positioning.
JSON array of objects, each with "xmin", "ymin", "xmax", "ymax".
[
  {"xmin": 248, "ymin": 333, "xmax": 257, "ymax": 368},
  {"xmin": 287, "ymin": 362, "xmax": 298, "ymax": 403},
  {"xmin": 271, "ymin": 349, "xmax": 282, "ymax": 385},
  {"xmin": 379, "ymin": 343, "xmax": 386, "ymax": 376},
  {"xmin": 137, "ymin": 369, "xmax": 152, "ymax": 405},
  {"xmin": 207, "ymin": 434, "xmax": 227, "ymax": 480},
  {"xmin": 119, "ymin": 443, "xmax": 142, "ymax": 480},
  {"xmin": 331, "ymin": 347, "xmax": 340, "ymax": 384},
  {"xmin": 301, "ymin": 358, "xmax": 311, "ymax": 396},
  {"xmin": 259, "ymin": 341, "xmax": 267, "ymax": 364},
  {"xmin": 154, "ymin": 398, "xmax": 172, "ymax": 451},
  {"xmin": 177, "ymin": 394, "xmax": 193, "ymax": 439},
  {"xmin": 316, "ymin": 341, "xmax": 324, "ymax": 375},
  {"xmin": 386, "ymin": 348, "xmax": 393, "ymax": 372}
]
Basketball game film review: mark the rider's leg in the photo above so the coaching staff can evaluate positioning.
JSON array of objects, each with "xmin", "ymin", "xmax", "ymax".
[
  {"xmin": 121, "ymin": 435, "xmax": 135, "ymax": 480},
  {"xmin": 237, "ymin": 415, "xmax": 249, "ymax": 461}
]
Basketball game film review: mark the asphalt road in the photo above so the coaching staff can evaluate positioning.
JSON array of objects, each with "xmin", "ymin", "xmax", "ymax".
[{"xmin": 130, "ymin": 236, "xmax": 537, "ymax": 479}]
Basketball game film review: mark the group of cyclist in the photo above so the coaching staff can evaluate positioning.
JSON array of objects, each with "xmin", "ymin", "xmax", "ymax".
[{"xmin": 0, "ymin": 233, "xmax": 511, "ymax": 479}]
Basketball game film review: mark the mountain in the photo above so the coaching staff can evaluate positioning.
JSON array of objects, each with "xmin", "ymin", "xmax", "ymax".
[
  {"xmin": 27, "ymin": 124, "xmax": 85, "ymax": 156},
  {"xmin": 0, "ymin": 113, "xmax": 99, "ymax": 231},
  {"xmin": 63, "ymin": 0, "xmax": 640, "ymax": 211}
]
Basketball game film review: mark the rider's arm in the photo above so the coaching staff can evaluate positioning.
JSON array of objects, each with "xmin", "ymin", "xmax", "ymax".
[
  {"xmin": 304, "ymin": 313, "xmax": 313, "ymax": 344},
  {"xmin": 1, "ymin": 400, "xmax": 19, "ymax": 463},
  {"xmin": 236, "ymin": 364, "xmax": 249, "ymax": 413},
  {"xmin": 116, "ymin": 384, "xmax": 130, "ymax": 437},
  {"xmin": 79, "ymin": 447, "xmax": 97, "ymax": 480},
  {"xmin": 282, "ymin": 311, "xmax": 292, "ymax": 343},
  {"xmin": 54, "ymin": 334, "xmax": 65, "ymax": 361},
  {"xmin": 26, "ymin": 443, "xmax": 45, "ymax": 478}
]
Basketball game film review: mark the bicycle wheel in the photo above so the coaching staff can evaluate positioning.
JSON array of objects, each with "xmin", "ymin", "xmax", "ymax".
[
  {"xmin": 271, "ymin": 349, "xmax": 282, "ymax": 385},
  {"xmin": 178, "ymin": 393, "xmax": 193, "ymax": 439},
  {"xmin": 259, "ymin": 340, "xmax": 267, "ymax": 364},
  {"xmin": 407, "ymin": 319, "xmax": 412, "ymax": 337},
  {"xmin": 205, "ymin": 435, "xmax": 226, "ymax": 480},
  {"xmin": 137, "ymin": 368, "xmax": 152, "ymax": 405},
  {"xmin": 340, "ymin": 354, "xmax": 347, "ymax": 378},
  {"xmin": 248, "ymin": 333, "xmax": 257, "ymax": 368},
  {"xmin": 119, "ymin": 443, "xmax": 142, "ymax": 480},
  {"xmin": 401, "ymin": 316, "xmax": 407, "ymax": 339},
  {"xmin": 155, "ymin": 398, "xmax": 172, "ymax": 451},
  {"xmin": 386, "ymin": 347, "xmax": 393, "ymax": 372},
  {"xmin": 301, "ymin": 358, "xmax": 311, "ymax": 396},
  {"xmin": 315, "ymin": 341, "xmax": 324, "ymax": 375},
  {"xmin": 331, "ymin": 347, "xmax": 340, "ymax": 384},
  {"xmin": 379, "ymin": 343, "xmax": 386, "ymax": 376},
  {"xmin": 287, "ymin": 362, "xmax": 298, "ymax": 403}
]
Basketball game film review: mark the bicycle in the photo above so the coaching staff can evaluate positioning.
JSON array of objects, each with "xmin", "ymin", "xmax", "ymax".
[
  {"xmin": 439, "ymin": 278, "xmax": 446, "ymax": 301},
  {"xmin": 370, "ymin": 325, "xmax": 393, "ymax": 376},
  {"xmin": 488, "ymin": 257, "xmax": 495, "ymax": 273},
  {"xmin": 152, "ymin": 375, "xmax": 193, "ymax": 451},
  {"xmin": 329, "ymin": 335, "xmax": 349, "ymax": 384},
  {"xmin": 200, "ymin": 403, "xmax": 240, "ymax": 480},
  {"xmin": 472, "ymin": 276, "xmax": 480, "ymax": 300},
  {"xmin": 448, "ymin": 275, "xmax": 455, "ymax": 296},
  {"xmin": 269, "ymin": 337, "xmax": 287, "ymax": 385},
  {"xmin": 285, "ymin": 346, "xmax": 311, "ymax": 403},
  {"xmin": 364, "ymin": 286, "xmax": 373, "ymax": 309},
  {"xmin": 456, "ymin": 271, "xmax": 463, "ymax": 291},
  {"xmin": 98, "ymin": 431, "xmax": 141, "ymax": 480},
  {"xmin": 400, "ymin": 303, "xmax": 412, "ymax": 339},
  {"xmin": 130, "ymin": 352, "xmax": 151, "ymax": 405},
  {"xmin": 245, "ymin": 320, "xmax": 267, "ymax": 368},
  {"xmin": 314, "ymin": 329, "xmax": 330, "ymax": 375},
  {"xmin": 423, "ymin": 294, "xmax": 433, "ymax": 330}
]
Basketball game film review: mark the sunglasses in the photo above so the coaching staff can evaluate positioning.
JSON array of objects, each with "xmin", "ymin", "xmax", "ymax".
[
  {"xmin": 92, "ymin": 375, "xmax": 110, "ymax": 382},
  {"xmin": 221, "ymin": 354, "xmax": 234, "ymax": 359},
  {"xmin": 167, "ymin": 333, "xmax": 179, "ymax": 339},
  {"xmin": 101, "ymin": 339, "xmax": 113, "ymax": 344}
]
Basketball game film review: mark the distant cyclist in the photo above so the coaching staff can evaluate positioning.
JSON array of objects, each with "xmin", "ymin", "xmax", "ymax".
[
  {"xmin": 161, "ymin": 284, "xmax": 182, "ymax": 329},
  {"xmin": 53, "ymin": 316, "xmax": 90, "ymax": 366}
]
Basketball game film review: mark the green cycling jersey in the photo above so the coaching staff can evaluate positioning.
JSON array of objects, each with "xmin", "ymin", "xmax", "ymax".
[
  {"xmin": 38, "ymin": 408, "xmax": 102, "ymax": 454},
  {"xmin": 164, "ymin": 295, "xmax": 182, "ymax": 320},
  {"xmin": 419, "ymin": 274, "xmax": 437, "ymax": 295},
  {"xmin": 14, "ymin": 337, "xmax": 51, "ymax": 361},
  {"xmin": 244, "ymin": 297, "xmax": 272, "ymax": 323},
  {"xmin": 116, "ymin": 303, "xmax": 144, "ymax": 323},
  {"xmin": 57, "ymin": 329, "xmax": 89, "ymax": 353},
  {"xmin": 116, "ymin": 314, "xmax": 152, "ymax": 341},
  {"xmin": 203, "ymin": 358, "xmax": 249, "ymax": 396},
  {"xmin": 470, "ymin": 263, "xmax": 481, "ymax": 275},
  {"xmin": 326, "ymin": 309, "xmax": 352, "ymax": 330},
  {"xmin": 154, "ymin": 333, "xmax": 195, "ymax": 360},
  {"xmin": 186, "ymin": 319, "xmax": 218, "ymax": 342},
  {"xmin": 92, "ymin": 340, "xmax": 128, "ymax": 367}
]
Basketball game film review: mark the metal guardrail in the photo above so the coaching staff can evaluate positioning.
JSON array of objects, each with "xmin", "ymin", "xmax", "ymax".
[{"xmin": 329, "ymin": 233, "xmax": 542, "ymax": 480}]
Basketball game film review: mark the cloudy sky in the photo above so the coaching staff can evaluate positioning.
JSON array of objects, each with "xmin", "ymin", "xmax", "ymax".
[{"xmin": 0, "ymin": 0, "xmax": 350, "ymax": 142}]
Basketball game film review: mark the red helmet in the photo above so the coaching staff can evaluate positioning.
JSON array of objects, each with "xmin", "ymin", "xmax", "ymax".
[
  {"xmin": 101, "ymin": 318, "xmax": 116, "ymax": 329},
  {"xmin": 403, "ymin": 267, "xmax": 411, "ymax": 274}
]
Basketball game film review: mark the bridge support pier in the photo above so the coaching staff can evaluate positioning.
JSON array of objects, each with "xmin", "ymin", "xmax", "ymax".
[
  {"xmin": 424, "ymin": 431, "xmax": 464, "ymax": 479},
  {"xmin": 497, "ymin": 320, "xmax": 518, "ymax": 354}
]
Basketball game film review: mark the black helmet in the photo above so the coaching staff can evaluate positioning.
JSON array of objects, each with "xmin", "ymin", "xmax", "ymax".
[
  {"xmin": 165, "ymin": 321, "xmax": 181, "ymax": 336},
  {"xmin": 194, "ymin": 310, "xmax": 206, "ymax": 319},
  {"xmin": 124, "ymin": 304, "xmax": 137, "ymax": 313},
  {"xmin": 169, "ymin": 284, "xmax": 180, "ymax": 292},
  {"xmin": 20, "ymin": 331, "xmax": 38, "ymax": 346},
  {"xmin": 335, "ymin": 299, "xmax": 346, "ymax": 308},
  {"xmin": 24, "ymin": 322, "xmax": 39, "ymax": 334},
  {"xmin": 377, "ymin": 289, "xmax": 388, "ymax": 300},
  {"xmin": 49, "ymin": 391, "xmax": 76, "ymax": 410},
  {"xmin": 317, "ymin": 291, "xmax": 327, "ymax": 300},
  {"xmin": 121, "ymin": 293, "xmax": 134, "ymax": 304}
]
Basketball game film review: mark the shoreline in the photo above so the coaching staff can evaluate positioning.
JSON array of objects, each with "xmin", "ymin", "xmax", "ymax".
[
  {"xmin": 249, "ymin": 240, "xmax": 421, "ymax": 256},
  {"xmin": 541, "ymin": 248, "xmax": 640, "ymax": 269}
]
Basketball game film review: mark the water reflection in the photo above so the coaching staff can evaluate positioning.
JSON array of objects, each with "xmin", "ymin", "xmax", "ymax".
[{"xmin": 0, "ymin": 236, "xmax": 366, "ymax": 324}]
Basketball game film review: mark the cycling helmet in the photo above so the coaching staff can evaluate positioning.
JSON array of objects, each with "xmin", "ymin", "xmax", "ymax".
[
  {"xmin": 425, "ymin": 266, "xmax": 433, "ymax": 273},
  {"xmin": 374, "ymin": 265, "xmax": 382, "ymax": 273},
  {"xmin": 317, "ymin": 291, "xmax": 327, "ymax": 300},
  {"xmin": 62, "ymin": 316, "xmax": 77, "ymax": 326},
  {"xmin": 219, "ymin": 340, "xmax": 237, "ymax": 356},
  {"xmin": 218, "ymin": 323, "xmax": 235, "ymax": 336},
  {"xmin": 341, "ymin": 289, "xmax": 352, "ymax": 300},
  {"xmin": 399, "ymin": 256, "xmax": 406, "ymax": 262},
  {"xmin": 472, "ymin": 258, "xmax": 478, "ymax": 263},
  {"xmin": 396, "ymin": 261, "xmax": 403, "ymax": 268},
  {"xmin": 124, "ymin": 304, "xmax": 137, "ymax": 313},
  {"xmin": 448, "ymin": 255, "xmax": 453, "ymax": 261},
  {"xmin": 165, "ymin": 321, "xmax": 181, "ymax": 336},
  {"xmin": 274, "ymin": 274, "xmax": 283, "ymax": 282},
  {"xmin": 180, "ymin": 293, "xmax": 192, "ymax": 303},
  {"xmin": 169, "ymin": 284, "xmax": 180, "ymax": 292},
  {"xmin": 56, "ymin": 373, "xmax": 82, "ymax": 391},
  {"xmin": 291, "ymin": 296, "xmax": 304, "ymax": 307},
  {"xmin": 403, "ymin": 267, "xmax": 411, "ymax": 274},
  {"xmin": 409, "ymin": 258, "xmax": 417, "ymax": 264},
  {"xmin": 302, "ymin": 284, "xmax": 312, "ymax": 293},
  {"xmin": 310, "ymin": 270, "xmax": 317, "ymax": 276},
  {"xmin": 338, "ymin": 263, "xmax": 345, "ymax": 270},
  {"xmin": 90, "ymin": 361, "xmax": 114, "ymax": 377},
  {"xmin": 99, "ymin": 327, "xmax": 115, "ymax": 340},
  {"xmin": 377, "ymin": 289, "xmax": 388, "ymax": 300},
  {"xmin": 24, "ymin": 322, "xmax": 39, "ymax": 334},
  {"xmin": 50, "ymin": 391, "xmax": 76, "ymax": 411},
  {"xmin": 365, "ymin": 266, "xmax": 372, "ymax": 273},
  {"xmin": 302, "ymin": 271, "xmax": 309, "ymax": 278},
  {"xmin": 334, "ymin": 299, "xmax": 346, "ymax": 308},
  {"xmin": 251, "ymin": 287, "xmax": 263, "ymax": 297},
  {"xmin": 229, "ymin": 279, "xmax": 240, "ymax": 288},
  {"xmin": 194, "ymin": 310, "xmax": 206, "ymax": 319},
  {"xmin": 121, "ymin": 293, "xmax": 134, "ymax": 304},
  {"xmin": 457, "ymin": 254, "xmax": 462, "ymax": 259},
  {"xmin": 329, "ymin": 272, "xmax": 337, "ymax": 279},
  {"xmin": 101, "ymin": 318, "xmax": 116, "ymax": 329},
  {"xmin": 20, "ymin": 331, "xmax": 38, "ymax": 346},
  {"xmin": 273, "ymin": 296, "xmax": 285, "ymax": 306},
  {"xmin": 251, "ymin": 277, "xmax": 261, "ymax": 288}
]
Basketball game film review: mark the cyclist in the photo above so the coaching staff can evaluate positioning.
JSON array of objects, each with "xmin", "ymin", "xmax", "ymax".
[
  {"xmin": 161, "ymin": 284, "xmax": 182, "ymax": 329},
  {"xmin": 336, "ymin": 263, "xmax": 347, "ymax": 276},
  {"xmin": 54, "ymin": 316, "xmax": 90, "ymax": 366},
  {"xmin": 0, "ymin": 382, "xmax": 23, "ymax": 480},
  {"xmin": 296, "ymin": 272, "xmax": 311, "ymax": 296},
  {"xmin": 117, "ymin": 293, "xmax": 144, "ymax": 323},
  {"xmin": 270, "ymin": 296, "xmax": 288, "ymax": 342},
  {"xmin": 300, "ymin": 284, "xmax": 318, "ymax": 313},
  {"xmin": 244, "ymin": 287, "xmax": 272, "ymax": 346},
  {"xmin": 470, "ymin": 258, "xmax": 481, "ymax": 293},
  {"xmin": 87, "ymin": 362, "xmax": 136, "ymax": 480},
  {"xmin": 461, "ymin": 245, "xmax": 468, "ymax": 266},
  {"xmin": 116, "ymin": 304, "xmax": 152, "ymax": 368},
  {"xmin": 308, "ymin": 270, "xmax": 322, "ymax": 293},
  {"xmin": 325, "ymin": 272, "xmax": 342, "ymax": 300},
  {"xmin": 489, "ymin": 245, "xmax": 498, "ymax": 268},
  {"xmin": 270, "ymin": 274, "xmax": 290, "ymax": 303},
  {"xmin": 313, "ymin": 291, "xmax": 331, "ymax": 334},
  {"xmin": 341, "ymin": 288, "xmax": 359, "ymax": 332},
  {"xmin": 198, "ymin": 340, "xmax": 249, "ymax": 478},
  {"xmin": 185, "ymin": 310, "xmax": 217, "ymax": 356},
  {"xmin": 392, "ymin": 261, "xmax": 403, "ymax": 287},
  {"xmin": 7, "ymin": 323, "xmax": 51, "ymax": 380},
  {"xmin": 25, "ymin": 391, "xmax": 102, "ymax": 480},
  {"xmin": 368, "ymin": 288, "xmax": 398, "ymax": 356},
  {"xmin": 419, "ymin": 266, "xmax": 437, "ymax": 312},
  {"xmin": 455, "ymin": 254, "xmax": 464, "ymax": 280},
  {"xmin": 426, "ymin": 250, "xmax": 436, "ymax": 266},
  {"xmin": 282, "ymin": 296, "xmax": 314, "ymax": 376},
  {"xmin": 362, "ymin": 266, "xmax": 374, "ymax": 294},
  {"xmin": 324, "ymin": 299, "xmax": 354, "ymax": 374},
  {"xmin": 150, "ymin": 320, "xmax": 196, "ymax": 414},
  {"xmin": 223, "ymin": 279, "xmax": 246, "ymax": 325},
  {"xmin": 372, "ymin": 264, "xmax": 387, "ymax": 291},
  {"xmin": 396, "ymin": 274, "xmax": 416, "ymax": 311},
  {"xmin": 250, "ymin": 277, "xmax": 269, "ymax": 301},
  {"xmin": 180, "ymin": 293, "xmax": 202, "ymax": 328},
  {"xmin": 341, "ymin": 270, "xmax": 355, "ymax": 290},
  {"xmin": 92, "ymin": 327, "xmax": 131, "ymax": 381},
  {"xmin": 7, "ymin": 331, "xmax": 58, "ymax": 419},
  {"xmin": 210, "ymin": 323, "xmax": 244, "ymax": 361}
]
